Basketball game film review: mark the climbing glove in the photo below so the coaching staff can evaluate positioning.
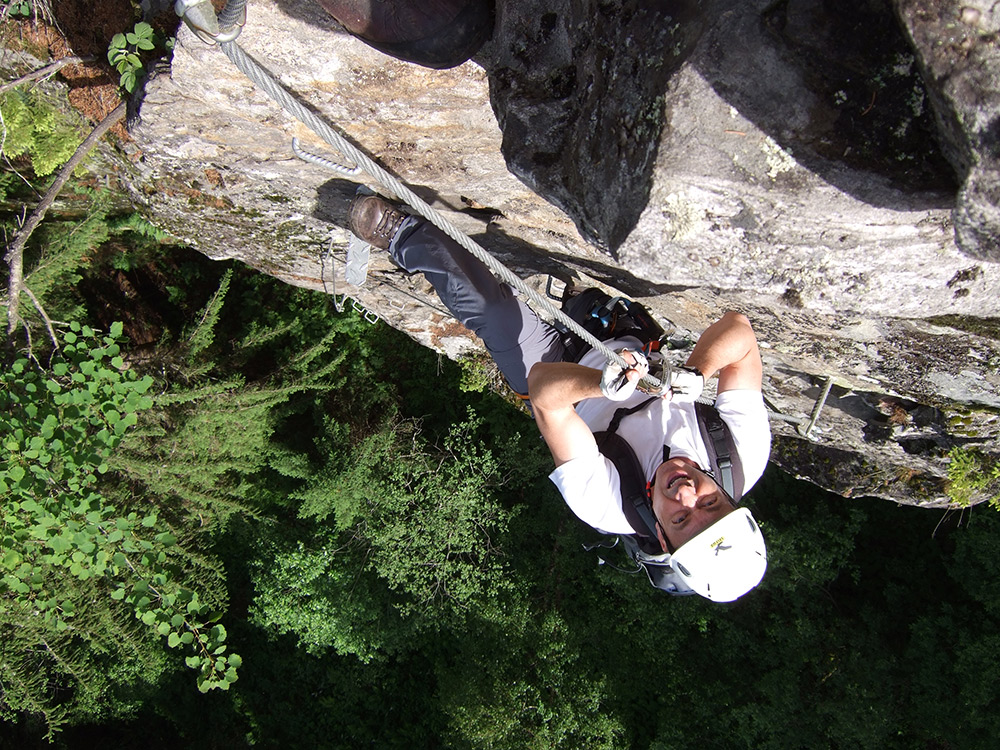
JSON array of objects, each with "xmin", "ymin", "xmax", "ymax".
[
  {"xmin": 600, "ymin": 349, "xmax": 649, "ymax": 401},
  {"xmin": 668, "ymin": 365, "xmax": 705, "ymax": 402}
]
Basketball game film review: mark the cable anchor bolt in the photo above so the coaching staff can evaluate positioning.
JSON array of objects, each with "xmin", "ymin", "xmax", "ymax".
[{"xmin": 175, "ymin": 0, "xmax": 246, "ymax": 45}]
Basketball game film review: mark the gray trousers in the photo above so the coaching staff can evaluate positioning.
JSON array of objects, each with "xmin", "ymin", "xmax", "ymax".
[{"xmin": 390, "ymin": 217, "xmax": 565, "ymax": 396}]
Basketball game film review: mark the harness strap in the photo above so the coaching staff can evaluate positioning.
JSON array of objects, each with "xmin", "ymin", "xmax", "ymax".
[
  {"xmin": 594, "ymin": 398, "xmax": 661, "ymax": 555},
  {"xmin": 594, "ymin": 396, "xmax": 746, "ymax": 555},
  {"xmin": 694, "ymin": 401, "xmax": 745, "ymax": 502}
]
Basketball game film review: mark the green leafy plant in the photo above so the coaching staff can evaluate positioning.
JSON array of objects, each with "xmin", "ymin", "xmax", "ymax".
[
  {"xmin": 1, "ymin": 1, "xmax": 33, "ymax": 19},
  {"xmin": 107, "ymin": 22, "xmax": 157, "ymax": 93},
  {"xmin": 947, "ymin": 447, "xmax": 1000, "ymax": 508},
  {"xmin": 0, "ymin": 322, "xmax": 240, "ymax": 715}
]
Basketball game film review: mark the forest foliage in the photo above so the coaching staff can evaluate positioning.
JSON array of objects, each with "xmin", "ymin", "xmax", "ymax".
[{"xmin": 2, "ymin": 61, "xmax": 1000, "ymax": 750}]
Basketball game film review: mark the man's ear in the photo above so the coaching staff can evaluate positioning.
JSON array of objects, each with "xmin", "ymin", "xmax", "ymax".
[{"xmin": 655, "ymin": 521, "xmax": 670, "ymax": 555}]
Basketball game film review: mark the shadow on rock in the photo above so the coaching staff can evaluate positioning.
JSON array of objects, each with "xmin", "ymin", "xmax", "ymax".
[
  {"xmin": 475, "ymin": 0, "xmax": 705, "ymax": 254},
  {"xmin": 278, "ymin": 0, "xmax": 959, "ymax": 258},
  {"xmin": 693, "ymin": 0, "xmax": 956, "ymax": 210}
]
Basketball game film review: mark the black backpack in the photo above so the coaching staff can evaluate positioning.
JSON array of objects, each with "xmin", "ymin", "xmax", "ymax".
[
  {"xmin": 560, "ymin": 289, "xmax": 745, "ymax": 594},
  {"xmin": 556, "ymin": 287, "xmax": 670, "ymax": 363}
]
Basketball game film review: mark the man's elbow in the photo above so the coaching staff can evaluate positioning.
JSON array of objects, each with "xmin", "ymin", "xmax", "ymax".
[
  {"xmin": 527, "ymin": 362, "xmax": 557, "ymax": 410},
  {"xmin": 527, "ymin": 362, "xmax": 545, "ymax": 400},
  {"xmin": 722, "ymin": 310, "xmax": 753, "ymax": 331}
]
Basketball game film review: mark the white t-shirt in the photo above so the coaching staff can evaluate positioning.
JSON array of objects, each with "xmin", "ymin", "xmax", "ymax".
[{"xmin": 548, "ymin": 340, "xmax": 771, "ymax": 534}]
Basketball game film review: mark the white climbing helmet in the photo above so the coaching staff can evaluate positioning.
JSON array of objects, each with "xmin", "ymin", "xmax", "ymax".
[{"xmin": 669, "ymin": 508, "xmax": 767, "ymax": 602}]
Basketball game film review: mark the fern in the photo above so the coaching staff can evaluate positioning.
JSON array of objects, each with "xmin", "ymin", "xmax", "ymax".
[
  {"xmin": 0, "ymin": 88, "xmax": 83, "ymax": 178},
  {"xmin": 186, "ymin": 268, "xmax": 232, "ymax": 360},
  {"xmin": 108, "ymin": 212, "xmax": 171, "ymax": 241},
  {"xmin": 27, "ymin": 209, "xmax": 111, "ymax": 298}
]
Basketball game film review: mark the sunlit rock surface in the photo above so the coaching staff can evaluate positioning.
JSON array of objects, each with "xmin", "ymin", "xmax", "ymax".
[{"xmin": 126, "ymin": 0, "xmax": 1000, "ymax": 506}]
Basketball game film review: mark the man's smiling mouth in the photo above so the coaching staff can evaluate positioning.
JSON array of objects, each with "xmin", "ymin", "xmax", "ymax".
[{"xmin": 666, "ymin": 472, "xmax": 690, "ymax": 489}]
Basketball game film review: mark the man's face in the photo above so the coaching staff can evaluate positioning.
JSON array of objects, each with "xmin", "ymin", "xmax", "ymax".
[{"xmin": 650, "ymin": 457, "xmax": 735, "ymax": 551}]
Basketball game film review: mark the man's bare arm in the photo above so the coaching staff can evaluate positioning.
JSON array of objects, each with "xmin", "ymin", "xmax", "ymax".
[
  {"xmin": 527, "ymin": 362, "xmax": 603, "ymax": 467},
  {"xmin": 685, "ymin": 311, "xmax": 763, "ymax": 394},
  {"xmin": 529, "ymin": 312, "xmax": 758, "ymax": 465}
]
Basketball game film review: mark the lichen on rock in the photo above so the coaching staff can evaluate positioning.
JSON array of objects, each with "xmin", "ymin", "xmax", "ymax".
[{"xmin": 123, "ymin": 0, "xmax": 1000, "ymax": 506}]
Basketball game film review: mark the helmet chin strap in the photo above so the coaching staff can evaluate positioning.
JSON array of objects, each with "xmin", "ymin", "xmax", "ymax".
[{"xmin": 645, "ymin": 473, "xmax": 676, "ymax": 555}]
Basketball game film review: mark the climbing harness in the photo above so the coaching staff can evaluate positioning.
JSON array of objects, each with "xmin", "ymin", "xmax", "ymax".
[{"xmin": 174, "ymin": 0, "xmax": 834, "ymax": 433}]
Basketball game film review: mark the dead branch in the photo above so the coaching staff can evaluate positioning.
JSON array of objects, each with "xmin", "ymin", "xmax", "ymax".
[
  {"xmin": 22, "ymin": 285, "xmax": 59, "ymax": 348},
  {"xmin": 0, "ymin": 55, "xmax": 94, "ymax": 96},
  {"xmin": 4, "ymin": 99, "xmax": 127, "ymax": 342}
]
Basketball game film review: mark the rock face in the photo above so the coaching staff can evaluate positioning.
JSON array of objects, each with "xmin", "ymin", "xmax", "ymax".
[
  {"xmin": 125, "ymin": 0, "xmax": 1000, "ymax": 507},
  {"xmin": 893, "ymin": 0, "xmax": 1000, "ymax": 264}
]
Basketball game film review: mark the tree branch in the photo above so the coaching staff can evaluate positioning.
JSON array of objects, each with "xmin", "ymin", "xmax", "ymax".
[
  {"xmin": 22, "ymin": 285, "xmax": 59, "ymax": 348},
  {"xmin": 0, "ymin": 55, "xmax": 94, "ymax": 96},
  {"xmin": 5, "ymin": 99, "xmax": 127, "ymax": 341}
]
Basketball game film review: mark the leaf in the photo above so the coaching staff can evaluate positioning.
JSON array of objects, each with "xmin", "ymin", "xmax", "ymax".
[
  {"xmin": 141, "ymin": 514, "xmax": 157, "ymax": 528},
  {"xmin": 110, "ymin": 587, "xmax": 127, "ymax": 600},
  {"xmin": 186, "ymin": 656, "xmax": 201, "ymax": 668},
  {"xmin": 110, "ymin": 321, "xmax": 124, "ymax": 337},
  {"xmin": 168, "ymin": 632, "xmax": 181, "ymax": 648},
  {"xmin": 141, "ymin": 610, "xmax": 157, "ymax": 626},
  {"xmin": 157, "ymin": 621, "xmax": 171, "ymax": 636},
  {"xmin": 48, "ymin": 536, "xmax": 72, "ymax": 554}
]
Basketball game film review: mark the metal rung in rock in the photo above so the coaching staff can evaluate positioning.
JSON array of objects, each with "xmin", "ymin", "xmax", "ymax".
[{"xmin": 345, "ymin": 234, "xmax": 371, "ymax": 287}]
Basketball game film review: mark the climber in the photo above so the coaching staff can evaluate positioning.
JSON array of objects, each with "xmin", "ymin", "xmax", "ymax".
[
  {"xmin": 349, "ymin": 195, "xmax": 770, "ymax": 602},
  {"xmin": 315, "ymin": 0, "xmax": 495, "ymax": 69}
]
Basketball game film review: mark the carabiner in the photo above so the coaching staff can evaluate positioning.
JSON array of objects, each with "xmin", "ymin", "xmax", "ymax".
[{"xmin": 175, "ymin": 0, "xmax": 246, "ymax": 45}]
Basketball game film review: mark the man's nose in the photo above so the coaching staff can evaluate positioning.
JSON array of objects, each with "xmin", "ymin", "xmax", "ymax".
[{"xmin": 673, "ymin": 483, "xmax": 699, "ymax": 508}]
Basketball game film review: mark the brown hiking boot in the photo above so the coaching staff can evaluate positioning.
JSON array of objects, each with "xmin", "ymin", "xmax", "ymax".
[
  {"xmin": 316, "ymin": 0, "xmax": 494, "ymax": 69},
  {"xmin": 349, "ymin": 195, "xmax": 408, "ymax": 250}
]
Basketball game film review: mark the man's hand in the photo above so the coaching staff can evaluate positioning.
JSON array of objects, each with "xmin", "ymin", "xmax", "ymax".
[
  {"xmin": 600, "ymin": 349, "xmax": 649, "ymax": 401},
  {"xmin": 668, "ymin": 365, "xmax": 704, "ymax": 402}
]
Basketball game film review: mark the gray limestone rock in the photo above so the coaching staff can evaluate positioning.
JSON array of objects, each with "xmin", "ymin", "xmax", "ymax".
[
  {"xmin": 892, "ymin": 0, "xmax": 1000, "ymax": 263},
  {"xmin": 121, "ymin": 0, "xmax": 999, "ymax": 507}
]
